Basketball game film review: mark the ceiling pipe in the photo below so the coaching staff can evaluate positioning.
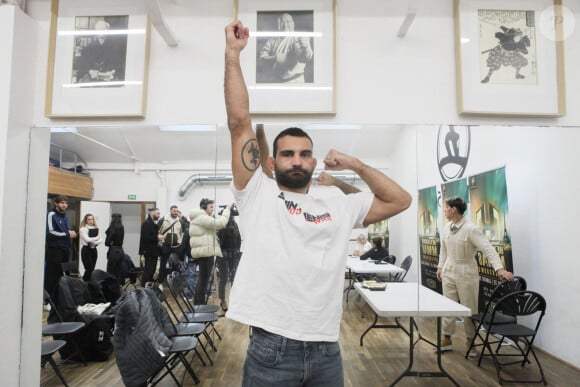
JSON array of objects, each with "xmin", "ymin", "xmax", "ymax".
[{"xmin": 178, "ymin": 172, "xmax": 361, "ymax": 200}]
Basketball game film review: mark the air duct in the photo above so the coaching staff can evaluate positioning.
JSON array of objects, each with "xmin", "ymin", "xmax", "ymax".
[{"xmin": 178, "ymin": 172, "xmax": 360, "ymax": 200}]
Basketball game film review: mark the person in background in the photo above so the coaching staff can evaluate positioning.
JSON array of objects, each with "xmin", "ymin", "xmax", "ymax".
[
  {"xmin": 79, "ymin": 213, "xmax": 102, "ymax": 281},
  {"xmin": 158, "ymin": 205, "xmax": 184, "ymax": 286},
  {"xmin": 189, "ymin": 199, "xmax": 231, "ymax": 305},
  {"xmin": 139, "ymin": 207, "xmax": 161, "ymax": 285},
  {"xmin": 224, "ymin": 20, "xmax": 412, "ymax": 386},
  {"xmin": 216, "ymin": 206, "xmax": 242, "ymax": 312},
  {"xmin": 437, "ymin": 197, "xmax": 514, "ymax": 357},
  {"xmin": 105, "ymin": 213, "xmax": 125, "ymax": 280},
  {"xmin": 352, "ymin": 234, "xmax": 372, "ymax": 256},
  {"xmin": 45, "ymin": 195, "xmax": 77, "ymax": 298},
  {"xmin": 359, "ymin": 237, "xmax": 389, "ymax": 261}
]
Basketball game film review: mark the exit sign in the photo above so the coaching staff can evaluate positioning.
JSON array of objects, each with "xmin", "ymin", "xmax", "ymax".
[{"xmin": 128, "ymin": 194, "xmax": 137, "ymax": 200}]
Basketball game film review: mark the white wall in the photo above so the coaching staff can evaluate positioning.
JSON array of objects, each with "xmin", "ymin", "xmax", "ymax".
[
  {"xmin": 416, "ymin": 124, "xmax": 580, "ymax": 367},
  {"xmin": 0, "ymin": 5, "xmax": 44, "ymax": 387},
  {"xmin": 27, "ymin": 0, "xmax": 580, "ymax": 128}
]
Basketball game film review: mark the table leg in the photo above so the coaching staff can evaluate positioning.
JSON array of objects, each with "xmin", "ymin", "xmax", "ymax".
[
  {"xmin": 389, "ymin": 317, "xmax": 461, "ymax": 386},
  {"xmin": 344, "ymin": 269, "xmax": 354, "ymax": 303}
]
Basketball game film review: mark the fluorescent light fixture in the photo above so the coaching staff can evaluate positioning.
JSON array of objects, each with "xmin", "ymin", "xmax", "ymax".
[
  {"xmin": 305, "ymin": 124, "xmax": 361, "ymax": 131},
  {"xmin": 252, "ymin": 31, "xmax": 323, "ymax": 38},
  {"xmin": 460, "ymin": 37, "xmax": 470, "ymax": 44},
  {"xmin": 58, "ymin": 29, "xmax": 146, "ymax": 37},
  {"xmin": 50, "ymin": 127, "xmax": 78, "ymax": 133},
  {"xmin": 249, "ymin": 85, "xmax": 332, "ymax": 91},
  {"xmin": 159, "ymin": 124, "xmax": 217, "ymax": 132},
  {"xmin": 63, "ymin": 81, "xmax": 142, "ymax": 88}
]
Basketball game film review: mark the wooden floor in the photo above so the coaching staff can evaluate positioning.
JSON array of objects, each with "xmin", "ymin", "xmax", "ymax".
[{"xmin": 41, "ymin": 284, "xmax": 580, "ymax": 386}]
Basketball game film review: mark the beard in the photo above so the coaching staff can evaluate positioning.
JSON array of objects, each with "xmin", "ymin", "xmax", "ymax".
[{"xmin": 274, "ymin": 165, "xmax": 313, "ymax": 189}]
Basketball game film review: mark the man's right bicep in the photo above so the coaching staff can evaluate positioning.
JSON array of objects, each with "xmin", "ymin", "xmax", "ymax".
[{"xmin": 231, "ymin": 129, "xmax": 260, "ymax": 190}]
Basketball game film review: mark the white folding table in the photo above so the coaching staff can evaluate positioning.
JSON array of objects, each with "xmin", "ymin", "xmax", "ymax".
[
  {"xmin": 355, "ymin": 282, "xmax": 471, "ymax": 386},
  {"xmin": 344, "ymin": 257, "xmax": 404, "ymax": 302}
]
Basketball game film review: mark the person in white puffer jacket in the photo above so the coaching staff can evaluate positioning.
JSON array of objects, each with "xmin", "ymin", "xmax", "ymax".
[{"xmin": 188, "ymin": 198, "xmax": 231, "ymax": 304}]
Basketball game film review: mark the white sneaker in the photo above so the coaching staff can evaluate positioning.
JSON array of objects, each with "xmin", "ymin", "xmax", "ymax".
[
  {"xmin": 43, "ymin": 304, "xmax": 51, "ymax": 312},
  {"xmin": 435, "ymin": 337, "xmax": 452, "ymax": 352},
  {"xmin": 466, "ymin": 348, "xmax": 479, "ymax": 358}
]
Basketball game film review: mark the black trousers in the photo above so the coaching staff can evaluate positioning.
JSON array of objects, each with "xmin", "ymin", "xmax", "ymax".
[
  {"xmin": 44, "ymin": 246, "xmax": 70, "ymax": 298},
  {"xmin": 81, "ymin": 245, "xmax": 98, "ymax": 281},
  {"xmin": 194, "ymin": 256, "xmax": 214, "ymax": 305},
  {"xmin": 141, "ymin": 250, "xmax": 159, "ymax": 285}
]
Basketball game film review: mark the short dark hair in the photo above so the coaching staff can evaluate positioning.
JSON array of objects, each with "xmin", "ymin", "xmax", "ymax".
[
  {"xmin": 371, "ymin": 237, "xmax": 383, "ymax": 248},
  {"xmin": 170, "ymin": 205, "xmax": 178, "ymax": 210},
  {"xmin": 200, "ymin": 198, "xmax": 214, "ymax": 210},
  {"xmin": 446, "ymin": 197, "xmax": 467, "ymax": 215},
  {"xmin": 272, "ymin": 127, "xmax": 313, "ymax": 157},
  {"xmin": 53, "ymin": 195, "xmax": 69, "ymax": 205}
]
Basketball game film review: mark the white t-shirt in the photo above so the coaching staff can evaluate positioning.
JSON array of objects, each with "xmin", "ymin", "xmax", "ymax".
[{"xmin": 227, "ymin": 171, "xmax": 374, "ymax": 341}]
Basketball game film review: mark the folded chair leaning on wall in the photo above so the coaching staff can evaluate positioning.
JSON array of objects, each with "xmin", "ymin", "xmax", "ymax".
[
  {"xmin": 476, "ymin": 290, "xmax": 547, "ymax": 385},
  {"xmin": 465, "ymin": 276, "xmax": 527, "ymax": 359}
]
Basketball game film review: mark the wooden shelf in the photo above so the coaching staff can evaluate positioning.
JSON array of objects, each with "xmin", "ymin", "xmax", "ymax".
[{"xmin": 47, "ymin": 166, "xmax": 93, "ymax": 199}]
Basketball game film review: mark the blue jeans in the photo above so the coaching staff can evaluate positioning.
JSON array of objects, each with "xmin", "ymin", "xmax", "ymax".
[
  {"xmin": 243, "ymin": 327, "xmax": 344, "ymax": 387},
  {"xmin": 182, "ymin": 258, "xmax": 197, "ymax": 299}
]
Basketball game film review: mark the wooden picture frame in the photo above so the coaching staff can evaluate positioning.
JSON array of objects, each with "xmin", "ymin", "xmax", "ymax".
[
  {"xmin": 234, "ymin": 0, "xmax": 336, "ymax": 114},
  {"xmin": 454, "ymin": 0, "xmax": 566, "ymax": 116},
  {"xmin": 45, "ymin": 0, "xmax": 151, "ymax": 118}
]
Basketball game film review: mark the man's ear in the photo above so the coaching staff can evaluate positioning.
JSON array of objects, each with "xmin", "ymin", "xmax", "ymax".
[
  {"xmin": 266, "ymin": 156, "xmax": 275, "ymax": 172},
  {"xmin": 313, "ymin": 157, "xmax": 318, "ymax": 170}
]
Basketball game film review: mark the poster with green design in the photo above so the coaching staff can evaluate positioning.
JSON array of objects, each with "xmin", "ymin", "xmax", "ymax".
[
  {"xmin": 468, "ymin": 167, "xmax": 513, "ymax": 312},
  {"xmin": 418, "ymin": 186, "xmax": 440, "ymax": 292}
]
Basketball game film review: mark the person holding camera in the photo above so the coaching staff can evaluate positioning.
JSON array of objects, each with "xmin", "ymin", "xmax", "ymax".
[
  {"xmin": 189, "ymin": 199, "xmax": 232, "ymax": 305},
  {"xmin": 158, "ymin": 205, "xmax": 184, "ymax": 286},
  {"xmin": 216, "ymin": 204, "xmax": 242, "ymax": 311}
]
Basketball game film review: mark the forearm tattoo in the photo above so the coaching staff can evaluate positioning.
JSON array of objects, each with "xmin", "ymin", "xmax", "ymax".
[{"xmin": 241, "ymin": 138, "xmax": 260, "ymax": 172}]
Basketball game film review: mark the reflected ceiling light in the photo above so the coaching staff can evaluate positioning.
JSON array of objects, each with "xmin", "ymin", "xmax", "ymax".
[
  {"xmin": 63, "ymin": 81, "xmax": 142, "ymax": 88},
  {"xmin": 50, "ymin": 127, "xmax": 78, "ymax": 133},
  {"xmin": 305, "ymin": 124, "xmax": 361, "ymax": 131},
  {"xmin": 252, "ymin": 31, "xmax": 323, "ymax": 38},
  {"xmin": 159, "ymin": 124, "xmax": 217, "ymax": 132},
  {"xmin": 58, "ymin": 29, "xmax": 146, "ymax": 36},
  {"xmin": 249, "ymin": 85, "xmax": 332, "ymax": 91},
  {"xmin": 460, "ymin": 37, "xmax": 470, "ymax": 44}
]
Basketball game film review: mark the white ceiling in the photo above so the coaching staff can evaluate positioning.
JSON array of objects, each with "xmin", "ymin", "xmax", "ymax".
[{"xmin": 48, "ymin": 124, "xmax": 404, "ymax": 168}]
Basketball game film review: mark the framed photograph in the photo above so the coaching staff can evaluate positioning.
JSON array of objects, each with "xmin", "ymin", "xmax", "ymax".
[
  {"xmin": 45, "ymin": 0, "xmax": 151, "ymax": 118},
  {"xmin": 234, "ymin": 0, "xmax": 336, "ymax": 114},
  {"xmin": 454, "ymin": 0, "xmax": 566, "ymax": 116}
]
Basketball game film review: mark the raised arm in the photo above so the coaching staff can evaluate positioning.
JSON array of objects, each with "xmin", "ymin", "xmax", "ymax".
[
  {"xmin": 323, "ymin": 149, "xmax": 412, "ymax": 226},
  {"xmin": 225, "ymin": 21, "xmax": 260, "ymax": 190},
  {"xmin": 256, "ymin": 123, "xmax": 273, "ymax": 178},
  {"xmin": 317, "ymin": 171, "xmax": 361, "ymax": 195}
]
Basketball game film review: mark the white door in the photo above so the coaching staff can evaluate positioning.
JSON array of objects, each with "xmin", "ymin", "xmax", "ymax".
[{"xmin": 79, "ymin": 201, "xmax": 111, "ymax": 274}]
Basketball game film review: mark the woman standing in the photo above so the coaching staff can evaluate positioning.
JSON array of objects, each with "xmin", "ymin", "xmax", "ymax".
[
  {"xmin": 437, "ymin": 198, "xmax": 514, "ymax": 356},
  {"xmin": 105, "ymin": 213, "xmax": 125, "ymax": 280},
  {"xmin": 79, "ymin": 213, "xmax": 103, "ymax": 281}
]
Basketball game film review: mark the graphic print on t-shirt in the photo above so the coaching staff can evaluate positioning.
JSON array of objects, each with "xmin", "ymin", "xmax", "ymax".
[{"xmin": 278, "ymin": 192, "xmax": 332, "ymax": 224}]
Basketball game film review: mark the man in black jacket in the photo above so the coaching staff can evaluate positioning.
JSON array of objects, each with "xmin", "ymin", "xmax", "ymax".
[{"xmin": 139, "ymin": 207, "xmax": 161, "ymax": 285}]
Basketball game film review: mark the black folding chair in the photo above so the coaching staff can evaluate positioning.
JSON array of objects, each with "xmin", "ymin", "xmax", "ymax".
[
  {"xmin": 477, "ymin": 290, "xmax": 547, "ymax": 385},
  {"xmin": 146, "ymin": 282, "xmax": 214, "ymax": 365},
  {"xmin": 41, "ymin": 340, "xmax": 69, "ymax": 386},
  {"xmin": 42, "ymin": 290, "xmax": 87, "ymax": 365},
  {"xmin": 465, "ymin": 276, "xmax": 527, "ymax": 358},
  {"xmin": 166, "ymin": 273, "xmax": 221, "ymax": 352}
]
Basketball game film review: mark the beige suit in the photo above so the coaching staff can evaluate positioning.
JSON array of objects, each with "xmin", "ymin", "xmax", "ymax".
[{"xmin": 438, "ymin": 218, "xmax": 504, "ymax": 341}]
